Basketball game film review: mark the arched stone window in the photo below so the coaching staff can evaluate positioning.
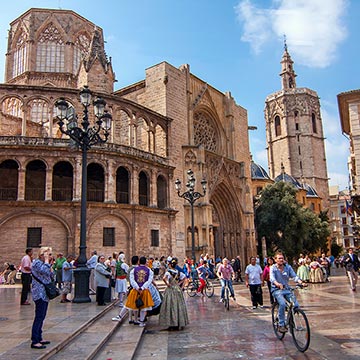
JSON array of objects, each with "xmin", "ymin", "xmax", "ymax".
[
  {"xmin": 36, "ymin": 23, "xmax": 65, "ymax": 72},
  {"xmin": 0, "ymin": 159, "xmax": 19, "ymax": 200},
  {"xmin": 52, "ymin": 161, "xmax": 73, "ymax": 201},
  {"xmin": 312, "ymin": 113, "xmax": 317, "ymax": 134},
  {"xmin": 139, "ymin": 171, "xmax": 149, "ymax": 206},
  {"xmin": 275, "ymin": 115, "xmax": 281, "ymax": 136},
  {"xmin": 13, "ymin": 30, "xmax": 28, "ymax": 78},
  {"xmin": 87, "ymin": 163, "xmax": 104, "ymax": 202},
  {"xmin": 73, "ymin": 33, "xmax": 90, "ymax": 74},
  {"xmin": 116, "ymin": 166, "xmax": 130, "ymax": 204},
  {"xmin": 157, "ymin": 175, "xmax": 167, "ymax": 209},
  {"xmin": 136, "ymin": 117, "xmax": 149, "ymax": 151},
  {"xmin": 193, "ymin": 111, "xmax": 218, "ymax": 152},
  {"xmin": 155, "ymin": 124, "xmax": 167, "ymax": 157},
  {"xmin": 30, "ymin": 99, "xmax": 49, "ymax": 124},
  {"xmin": 25, "ymin": 160, "xmax": 46, "ymax": 201},
  {"xmin": 2, "ymin": 97, "xmax": 22, "ymax": 118}
]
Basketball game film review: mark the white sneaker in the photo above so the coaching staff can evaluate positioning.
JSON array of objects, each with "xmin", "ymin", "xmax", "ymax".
[
  {"xmin": 119, "ymin": 302, "xmax": 123, "ymax": 307},
  {"xmin": 219, "ymin": 298, "xmax": 224, "ymax": 303},
  {"xmin": 139, "ymin": 321, "xmax": 146, "ymax": 327},
  {"xmin": 112, "ymin": 315, "xmax": 122, "ymax": 322}
]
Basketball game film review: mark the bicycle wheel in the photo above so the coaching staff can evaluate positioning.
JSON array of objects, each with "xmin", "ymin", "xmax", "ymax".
[
  {"xmin": 271, "ymin": 303, "xmax": 285, "ymax": 340},
  {"xmin": 224, "ymin": 288, "xmax": 230, "ymax": 310},
  {"xmin": 186, "ymin": 281, "xmax": 198, "ymax": 297},
  {"xmin": 205, "ymin": 280, "xmax": 214, "ymax": 297},
  {"xmin": 290, "ymin": 308, "xmax": 310, "ymax": 352}
]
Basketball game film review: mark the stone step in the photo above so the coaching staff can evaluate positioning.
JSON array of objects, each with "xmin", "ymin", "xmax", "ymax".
[
  {"xmin": 36, "ymin": 303, "xmax": 131, "ymax": 360},
  {"xmin": 93, "ymin": 320, "xmax": 145, "ymax": 360}
]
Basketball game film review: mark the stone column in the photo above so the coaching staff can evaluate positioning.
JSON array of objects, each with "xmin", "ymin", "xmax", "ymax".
[
  {"xmin": 45, "ymin": 168, "xmax": 52, "ymax": 201},
  {"xmin": 105, "ymin": 159, "xmax": 116, "ymax": 203},
  {"xmin": 150, "ymin": 168, "xmax": 157, "ymax": 207},
  {"xmin": 73, "ymin": 157, "xmax": 81, "ymax": 201},
  {"xmin": 131, "ymin": 166, "xmax": 139, "ymax": 204},
  {"xmin": 18, "ymin": 167, "xmax": 25, "ymax": 201}
]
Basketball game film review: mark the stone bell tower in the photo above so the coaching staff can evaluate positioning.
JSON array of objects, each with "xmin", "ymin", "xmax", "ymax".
[{"xmin": 264, "ymin": 41, "xmax": 329, "ymax": 208}]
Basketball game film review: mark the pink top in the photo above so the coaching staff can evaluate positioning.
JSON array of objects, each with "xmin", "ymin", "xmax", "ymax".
[
  {"xmin": 263, "ymin": 265, "xmax": 270, "ymax": 281},
  {"xmin": 217, "ymin": 264, "xmax": 234, "ymax": 280},
  {"xmin": 21, "ymin": 255, "xmax": 32, "ymax": 273}
]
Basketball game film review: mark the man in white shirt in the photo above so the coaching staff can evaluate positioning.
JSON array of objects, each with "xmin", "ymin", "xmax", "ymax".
[
  {"xmin": 245, "ymin": 256, "xmax": 264, "ymax": 309},
  {"xmin": 86, "ymin": 250, "xmax": 98, "ymax": 293}
]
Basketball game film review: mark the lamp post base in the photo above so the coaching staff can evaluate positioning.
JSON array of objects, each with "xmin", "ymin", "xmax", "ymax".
[{"xmin": 72, "ymin": 267, "xmax": 91, "ymax": 303}]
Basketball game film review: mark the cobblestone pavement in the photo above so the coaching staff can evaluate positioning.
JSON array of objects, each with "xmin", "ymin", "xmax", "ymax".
[
  {"xmin": 0, "ymin": 268, "xmax": 359, "ymax": 360},
  {"xmin": 134, "ymin": 268, "xmax": 360, "ymax": 360}
]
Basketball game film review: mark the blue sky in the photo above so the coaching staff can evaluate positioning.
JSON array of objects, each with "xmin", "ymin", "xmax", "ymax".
[{"xmin": 0, "ymin": 0, "xmax": 358, "ymax": 190}]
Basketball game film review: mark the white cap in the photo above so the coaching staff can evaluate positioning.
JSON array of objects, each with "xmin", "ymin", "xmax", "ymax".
[{"xmin": 119, "ymin": 254, "xmax": 125, "ymax": 261}]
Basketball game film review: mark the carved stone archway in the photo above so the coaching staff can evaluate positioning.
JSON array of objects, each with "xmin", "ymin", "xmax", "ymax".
[{"xmin": 210, "ymin": 181, "xmax": 243, "ymax": 261}]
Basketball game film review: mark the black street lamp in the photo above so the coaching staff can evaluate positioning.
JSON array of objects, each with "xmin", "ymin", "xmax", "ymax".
[
  {"xmin": 55, "ymin": 86, "xmax": 112, "ymax": 303},
  {"xmin": 175, "ymin": 169, "xmax": 207, "ymax": 261}
]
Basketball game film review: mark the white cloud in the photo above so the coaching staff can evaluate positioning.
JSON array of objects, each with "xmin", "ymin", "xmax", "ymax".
[
  {"xmin": 328, "ymin": 171, "xmax": 349, "ymax": 190},
  {"xmin": 235, "ymin": 0, "xmax": 349, "ymax": 68}
]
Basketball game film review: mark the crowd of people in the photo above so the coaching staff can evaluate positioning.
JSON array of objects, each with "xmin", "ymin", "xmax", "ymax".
[{"xmin": 5, "ymin": 245, "xmax": 360, "ymax": 350}]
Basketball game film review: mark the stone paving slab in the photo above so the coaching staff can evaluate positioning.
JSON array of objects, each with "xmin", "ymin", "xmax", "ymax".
[{"xmin": 134, "ymin": 268, "xmax": 360, "ymax": 360}]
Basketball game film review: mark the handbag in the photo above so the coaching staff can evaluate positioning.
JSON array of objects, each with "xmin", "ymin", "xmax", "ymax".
[
  {"xmin": 110, "ymin": 278, "xmax": 116, "ymax": 288},
  {"xmin": 32, "ymin": 273, "xmax": 61, "ymax": 300},
  {"xmin": 135, "ymin": 295, "xmax": 144, "ymax": 308}
]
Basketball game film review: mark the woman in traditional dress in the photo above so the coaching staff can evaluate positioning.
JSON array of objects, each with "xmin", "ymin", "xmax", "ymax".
[
  {"xmin": 309, "ymin": 257, "xmax": 324, "ymax": 283},
  {"xmin": 297, "ymin": 254, "xmax": 310, "ymax": 282},
  {"xmin": 159, "ymin": 258, "xmax": 189, "ymax": 330},
  {"xmin": 124, "ymin": 256, "xmax": 154, "ymax": 327}
]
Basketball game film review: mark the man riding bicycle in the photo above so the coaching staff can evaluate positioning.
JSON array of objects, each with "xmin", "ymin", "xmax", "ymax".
[
  {"xmin": 217, "ymin": 258, "xmax": 236, "ymax": 302},
  {"xmin": 270, "ymin": 251, "xmax": 304, "ymax": 333}
]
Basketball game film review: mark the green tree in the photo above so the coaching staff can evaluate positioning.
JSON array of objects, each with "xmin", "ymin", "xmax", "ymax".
[
  {"xmin": 255, "ymin": 181, "xmax": 330, "ymax": 261},
  {"xmin": 331, "ymin": 241, "xmax": 343, "ymax": 258}
]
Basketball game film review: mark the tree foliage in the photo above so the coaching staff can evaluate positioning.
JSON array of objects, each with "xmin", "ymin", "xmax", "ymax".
[{"xmin": 255, "ymin": 181, "xmax": 330, "ymax": 261}]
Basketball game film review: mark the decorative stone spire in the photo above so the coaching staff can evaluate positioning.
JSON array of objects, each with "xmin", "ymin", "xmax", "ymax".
[
  {"xmin": 280, "ymin": 35, "xmax": 297, "ymax": 90},
  {"xmin": 83, "ymin": 27, "xmax": 111, "ymax": 73}
]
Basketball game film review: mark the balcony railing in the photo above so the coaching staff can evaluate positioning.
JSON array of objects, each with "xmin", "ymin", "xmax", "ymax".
[
  {"xmin": 0, "ymin": 188, "xmax": 17, "ymax": 200},
  {"xmin": 52, "ymin": 188, "xmax": 73, "ymax": 201},
  {"xmin": 116, "ymin": 191, "xmax": 129, "ymax": 204}
]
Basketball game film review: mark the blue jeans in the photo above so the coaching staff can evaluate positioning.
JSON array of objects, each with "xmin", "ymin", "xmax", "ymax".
[
  {"xmin": 220, "ymin": 279, "xmax": 234, "ymax": 298},
  {"xmin": 31, "ymin": 299, "xmax": 49, "ymax": 344},
  {"xmin": 272, "ymin": 289, "xmax": 299, "ymax": 326}
]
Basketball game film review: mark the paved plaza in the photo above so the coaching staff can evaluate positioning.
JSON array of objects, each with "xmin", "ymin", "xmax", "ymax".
[{"xmin": 0, "ymin": 268, "xmax": 359, "ymax": 359}]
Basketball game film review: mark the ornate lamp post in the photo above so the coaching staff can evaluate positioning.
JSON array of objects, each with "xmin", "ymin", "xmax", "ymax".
[
  {"xmin": 175, "ymin": 169, "xmax": 207, "ymax": 261},
  {"xmin": 55, "ymin": 86, "xmax": 112, "ymax": 303}
]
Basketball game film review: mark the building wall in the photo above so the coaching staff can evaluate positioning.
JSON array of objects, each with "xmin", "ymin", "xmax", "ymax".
[{"xmin": 0, "ymin": 8, "xmax": 256, "ymax": 267}]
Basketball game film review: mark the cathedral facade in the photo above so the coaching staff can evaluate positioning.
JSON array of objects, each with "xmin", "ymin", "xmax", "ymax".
[{"xmin": 0, "ymin": 8, "xmax": 256, "ymax": 266}]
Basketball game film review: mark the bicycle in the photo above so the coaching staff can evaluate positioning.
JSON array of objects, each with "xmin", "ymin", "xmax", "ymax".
[
  {"xmin": 186, "ymin": 278, "xmax": 214, "ymax": 297},
  {"xmin": 222, "ymin": 281, "xmax": 230, "ymax": 310},
  {"xmin": 271, "ymin": 285, "xmax": 310, "ymax": 352}
]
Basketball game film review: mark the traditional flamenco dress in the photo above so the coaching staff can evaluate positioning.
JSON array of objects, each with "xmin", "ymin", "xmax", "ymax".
[{"xmin": 159, "ymin": 268, "xmax": 189, "ymax": 330}]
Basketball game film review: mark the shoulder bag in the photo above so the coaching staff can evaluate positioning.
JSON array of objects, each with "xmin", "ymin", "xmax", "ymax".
[{"xmin": 32, "ymin": 273, "xmax": 61, "ymax": 300}]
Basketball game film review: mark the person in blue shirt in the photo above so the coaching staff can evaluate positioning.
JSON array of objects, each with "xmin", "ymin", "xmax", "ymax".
[
  {"xmin": 31, "ymin": 248, "xmax": 54, "ymax": 349},
  {"xmin": 61, "ymin": 254, "xmax": 74, "ymax": 303},
  {"xmin": 270, "ymin": 251, "xmax": 304, "ymax": 333}
]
